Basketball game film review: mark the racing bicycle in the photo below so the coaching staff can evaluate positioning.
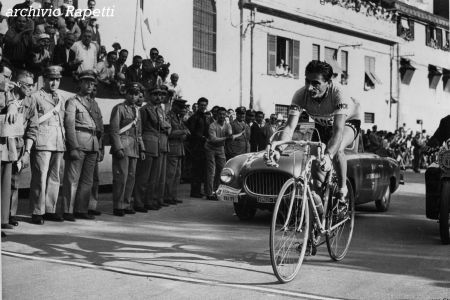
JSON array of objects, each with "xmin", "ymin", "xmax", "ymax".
[{"xmin": 266, "ymin": 138, "xmax": 355, "ymax": 283}]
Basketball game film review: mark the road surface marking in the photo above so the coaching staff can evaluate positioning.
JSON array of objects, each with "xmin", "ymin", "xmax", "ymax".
[{"xmin": 2, "ymin": 250, "xmax": 344, "ymax": 300}]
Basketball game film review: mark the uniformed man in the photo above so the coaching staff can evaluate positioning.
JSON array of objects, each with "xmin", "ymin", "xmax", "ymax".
[
  {"xmin": 109, "ymin": 82, "xmax": 145, "ymax": 216},
  {"xmin": 29, "ymin": 66, "xmax": 66, "ymax": 225},
  {"xmin": 164, "ymin": 98, "xmax": 190, "ymax": 205},
  {"xmin": 225, "ymin": 106, "xmax": 250, "ymax": 161},
  {"xmin": 62, "ymin": 69, "xmax": 104, "ymax": 221},
  {"xmin": 8, "ymin": 71, "xmax": 39, "ymax": 227},
  {"xmin": 134, "ymin": 85, "xmax": 171, "ymax": 210},
  {"xmin": 0, "ymin": 64, "xmax": 19, "ymax": 231}
]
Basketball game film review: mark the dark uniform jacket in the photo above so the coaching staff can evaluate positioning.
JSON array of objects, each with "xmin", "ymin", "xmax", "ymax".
[
  {"xmin": 64, "ymin": 95, "xmax": 103, "ymax": 152},
  {"xmin": 109, "ymin": 101, "xmax": 145, "ymax": 158},
  {"xmin": 167, "ymin": 110, "xmax": 189, "ymax": 157},
  {"xmin": 186, "ymin": 111, "xmax": 210, "ymax": 152},
  {"xmin": 250, "ymin": 122, "xmax": 267, "ymax": 152},
  {"xmin": 140, "ymin": 102, "xmax": 171, "ymax": 157},
  {"xmin": 225, "ymin": 119, "xmax": 250, "ymax": 157}
]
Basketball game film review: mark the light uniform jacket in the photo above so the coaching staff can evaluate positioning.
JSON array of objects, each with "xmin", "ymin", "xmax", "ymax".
[
  {"xmin": 225, "ymin": 119, "xmax": 250, "ymax": 157},
  {"xmin": 32, "ymin": 89, "xmax": 66, "ymax": 152},
  {"xmin": 167, "ymin": 110, "xmax": 189, "ymax": 157},
  {"xmin": 64, "ymin": 95, "xmax": 103, "ymax": 152},
  {"xmin": 140, "ymin": 103, "xmax": 171, "ymax": 157},
  {"xmin": 13, "ymin": 95, "xmax": 39, "ymax": 153},
  {"xmin": 109, "ymin": 101, "xmax": 145, "ymax": 158}
]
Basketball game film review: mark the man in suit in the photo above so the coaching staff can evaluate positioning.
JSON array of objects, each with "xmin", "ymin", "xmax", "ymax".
[
  {"xmin": 62, "ymin": 70, "xmax": 104, "ymax": 221},
  {"xmin": 165, "ymin": 99, "xmax": 190, "ymax": 205},
  {"xmin": 109, "ymin": 82, "xmax": 145, "ymax": 215},
  {"xmin": 134, "ymin": 85, "xmax": 171, "ymax": 210},
  {"xmin": 125, "ymin": 55, "xmax": 143, "ymax": 84},
  {"xmin": 225, "ymin": 106, "xmax": 250, "ymax": 160},
  {"xmin": 250, "ymin": 111, "xmax": 267, "ymax": 152},
  {"xmin": 115, "ymin": 49, "xmax": 128, "ymax": 75},
  {"xmin": 52, "ymin": 33, "xmax": 81, "ymax": 77}
]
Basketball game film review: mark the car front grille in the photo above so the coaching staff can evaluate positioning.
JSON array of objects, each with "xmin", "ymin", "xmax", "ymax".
[{"xmin": 244, "ymin": 172, "xmax": 291, "ymax": 197}]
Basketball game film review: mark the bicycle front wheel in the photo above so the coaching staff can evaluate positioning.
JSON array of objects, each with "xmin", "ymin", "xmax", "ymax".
[
  {"xmin": 270, "ymin": 178, "xmax": 309, "ymax": 283},
  {"xmin": 326, "ymin": 179, "xmax": 355, "ymax": 261}
]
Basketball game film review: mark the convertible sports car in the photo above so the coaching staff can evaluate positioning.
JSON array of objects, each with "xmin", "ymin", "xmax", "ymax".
[{"xmin": 216, "ymin": 124, "xmax": 402, "ymax": 220}]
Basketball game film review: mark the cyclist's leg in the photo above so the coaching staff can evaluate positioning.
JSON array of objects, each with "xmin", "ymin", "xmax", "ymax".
[{"xmin": 333, "ymin": 125, "xmax": 357, "ymax": 192}]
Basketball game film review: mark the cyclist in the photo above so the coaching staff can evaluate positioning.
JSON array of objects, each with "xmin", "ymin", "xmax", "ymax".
[{"xmin": 269, "ymin": 60, "xmax": 362, "ymax": 212}]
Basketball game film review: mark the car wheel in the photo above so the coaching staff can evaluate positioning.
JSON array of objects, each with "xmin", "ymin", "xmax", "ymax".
[
  {"xmin": 375, "ymin": 185, "xmax": 391, "ymax": 212},
  {"xmin": 233, "ymin": 197, "xmax": 257, "ymax": 221}
]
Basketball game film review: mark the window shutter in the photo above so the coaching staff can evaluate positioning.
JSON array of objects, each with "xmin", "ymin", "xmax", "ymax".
[
  {"xmin": 370, "ymin": 57, "xmax": 375, "ymax": 73},
  {"xmin": 312, "ymin": 44, "xmax": 320, "ymax": 61},
  {"xmin": 436, "ymin": 28, "xmax": 443, "ymax": 48},
  {"xmin": 267, "ymin": 34, "xmax": 277, "ymax": 75},
  {"xmin": 364, "ymin": 56, "xmax": 370, "ymax": 72},
  {"xmin": 426, "ymin": 25, "xmax": 431, "ymax": 45},
  {"xmin": 292, "ymin": 40, "xmax": 300, "ymax": 79},
  {"xmin": 408, "ymin": 19, "xmax": 414, "ymax": 40}
]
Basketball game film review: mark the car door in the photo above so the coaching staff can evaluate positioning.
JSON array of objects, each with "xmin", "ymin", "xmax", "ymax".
[{"xmin": 359, "ymin": 154, "xmax": 382, "ymax": 202}]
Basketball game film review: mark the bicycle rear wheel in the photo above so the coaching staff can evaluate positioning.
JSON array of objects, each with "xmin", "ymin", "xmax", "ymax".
[
  {"xmin": 326, "ymin": 179, "xmax": 355, "ymax": 261},
  {"xmin": 270, "ymin": 178, "xmax": 309, "ymax": 283}
]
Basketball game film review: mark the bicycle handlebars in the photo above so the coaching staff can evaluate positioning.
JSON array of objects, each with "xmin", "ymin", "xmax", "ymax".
[{"xmin": 265, "ymin": 140, "xmax": 326, "ymax": 167}]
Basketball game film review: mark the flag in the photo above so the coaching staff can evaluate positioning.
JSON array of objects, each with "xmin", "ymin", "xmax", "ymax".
[{"xmin": 133, "ymin": 0, "xmax": 152, "ymax": 58}]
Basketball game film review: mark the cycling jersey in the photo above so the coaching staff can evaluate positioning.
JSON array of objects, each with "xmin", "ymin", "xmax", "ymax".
[{"xmin": 291, "ymin": 83, "xmax": 361, "ymax": 127}]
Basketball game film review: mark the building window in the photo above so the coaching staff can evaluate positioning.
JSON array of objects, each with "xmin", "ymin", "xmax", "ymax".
[
  {"xmin": 341, "ymin": 50, "xmax": 348, "ymax": 85},
  {"xmin": 312, "ymin": 44, "xmax": 320, "ymax": 61},
  {"xmin": 397, "ymin": 17, "xmax": 414, "ymax": 41},
  {"xmin": 364, "ymin": 112, "xmax": 375, "ymax": 124},
  {"xmin": 426, "ymin": 25, "xmax": 445, "ymax": 50},
  {"xmin": 364, "ymin": 56, "xmax": 381, "ymax": 90},
  {"xmin": 444, "ymin": 31, "xmax": 450, "ymax": 51},
  {"xmin": 324, "ymin": 47, "xmax": 342, "ymax": 77},
  {"xmin": 267, "ymin": 35, "xmax": 300, "ymax": 78},
  {"xmin": 193, "ymin": 0, "xmax": 216, "ymax": 71},
  {"xmin": 275, "ymin": 104, "xmax": 290, "ymax": 120}
]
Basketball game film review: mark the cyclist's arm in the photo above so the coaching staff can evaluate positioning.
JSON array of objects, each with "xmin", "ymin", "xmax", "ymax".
[
  {"xmin": 326, "ymin": 114, "xmax": 346, "ymax": 158},
  {"xmin": 279, "ymin": 107, "xmax": 300, "ymax": 142}
]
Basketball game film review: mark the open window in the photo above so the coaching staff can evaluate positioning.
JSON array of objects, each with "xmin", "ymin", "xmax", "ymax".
[
  {"xmin": 397, "ymin": 17, "xmax": 414, "ymax": 41},
  {"xmin": 340, "ymin": 50, "xmax": 348, "ymax": 85},
  {"xmin": 399, "ymin": 57, "xmax": 416, "ymax": 85},
  {"xmin": 267, "ymin": 34, "xmax": 300, "ymax": 78},
  {"xmin": 364, "ymin": 56, "xmax": 381, "ymax": 90},
  {"xmin": 324, "ymin": 47, "xmax": 342, "ymax": 77},
  {"xmin": 428, "ymin": 64, "xmax": 442, "ymax": 89},
  {"xmin": 426, "ymin": 25, "xmax": 444, "ymax": 49}
]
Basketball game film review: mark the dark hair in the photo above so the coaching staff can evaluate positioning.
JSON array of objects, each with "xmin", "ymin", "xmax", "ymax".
[
  {"xmin": 119, "ymin": 49, "xmax": 128, "ymax": 56},
  {"xmin": 133, "ymin": 55, "xmax": 142, "ymax": 61},
  {"xmin": 217, "ymin": 107, "xmax": 227, "ymax": 114},
  {"xmin": 305, "ymin": 60, "xmax": 334, "ymax": 82},
  {"xmin": 256, "ymin": 111, "xmax": 264, "ymax": 117},
  {"xmin": 107, "ymin": 51, "xmax": 117, "ymax": 59},
  {"xmin": 150, "ymin": 47, "xmax": 159, "ymax": 53},
  {"xmin": 197, "ymin": 97, "xmax": 208, "ymax": 104}
]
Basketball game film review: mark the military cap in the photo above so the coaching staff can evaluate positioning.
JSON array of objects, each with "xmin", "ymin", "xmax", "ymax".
[
  {"xmin": 235, "ymin": 106, "xmax": 247, "ymax": 114},
  {"xmin": 126, "ymin": 82, "xmax": 141, "ymax": 93},
  {"xmin": 79, "ymin": 70, "xmax": 97, "ymax": 81},
  {"xmin": 172, "ymin": 98, "xmax": 187, "ymax": 107},
  {"xmin": 44, "ymin": 66, "xmax": 62, "ymax": 79}
]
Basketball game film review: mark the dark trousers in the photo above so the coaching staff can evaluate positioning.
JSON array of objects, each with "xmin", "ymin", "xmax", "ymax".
[
  {"xmin": 165, "ymin": 155, "xmax": 182, "ymax": 201},
  {"xmin": 134, "ymin": 154, "xmax": 166, "ymax": 207},
  {"xmin": 205, "ymin": 147, "xmax": 226, "ymax": 196},
  {"xmin": 1, "ymin": 161, "xmax": 12, "ymax": 224},
  {"xmin": 62, "ymin": 151, "xmax": 98, "ymax": 214},
  {"xmin": 112, "ymin": 156, "xmax": 137, "ymax": 209},
  {"xmin": 89, "ymin": 162, "xmax": 99, "ymax": 211},
  {"xmin": 190, "ymin": 147, "xmax": 206, "ymax": 194}
]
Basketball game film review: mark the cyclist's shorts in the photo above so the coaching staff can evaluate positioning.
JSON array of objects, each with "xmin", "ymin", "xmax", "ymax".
[{"xmin": 313, "ymin": 119, "xmax": 361, "ymax": 144}]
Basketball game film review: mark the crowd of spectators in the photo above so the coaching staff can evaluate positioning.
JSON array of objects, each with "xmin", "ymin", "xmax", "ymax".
[
  {"xmin": 320, "ymin": 0, "xmax": 399, "ymax": 23},
  {"xmin": 362, "ymin": 124, "xmax": 433, "ymax": 173}
]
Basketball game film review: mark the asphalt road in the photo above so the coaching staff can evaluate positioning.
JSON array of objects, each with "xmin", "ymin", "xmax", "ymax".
[{"xmin": 2, "ymin": 171, "xmax": 449, "ymax": 300}]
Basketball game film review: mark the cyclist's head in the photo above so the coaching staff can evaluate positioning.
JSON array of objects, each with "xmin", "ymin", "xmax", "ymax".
[{"xmin": 304, "ymin": 60, "xmax": 333, "ymax": 99}]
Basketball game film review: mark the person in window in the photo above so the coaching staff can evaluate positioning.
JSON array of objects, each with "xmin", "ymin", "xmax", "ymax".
[{"xmin": 276, "ymin": 59, "xmax": 285, "ymax": 75}]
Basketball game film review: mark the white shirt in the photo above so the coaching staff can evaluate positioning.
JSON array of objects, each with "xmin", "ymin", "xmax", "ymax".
[{"xmin": 71, "ymin": 41, "xmax": 98, "ymax": 72}]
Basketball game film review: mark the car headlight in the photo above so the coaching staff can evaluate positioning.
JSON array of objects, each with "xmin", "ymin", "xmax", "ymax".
[{"xmin": 220, "ymin": 168, "xmax": 235, "ymax": 184}]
